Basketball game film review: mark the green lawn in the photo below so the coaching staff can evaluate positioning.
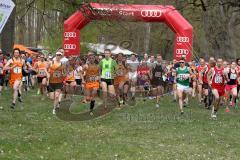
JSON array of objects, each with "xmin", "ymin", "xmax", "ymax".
[{"xmin": 0, "ymin": 89, "xmax": 240, "ymax": 160}]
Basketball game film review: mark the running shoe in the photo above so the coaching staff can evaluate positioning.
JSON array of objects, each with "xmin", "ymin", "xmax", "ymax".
[{"xmin": 225, "ymin": 107, "xmax": 230, "ymax": 113}]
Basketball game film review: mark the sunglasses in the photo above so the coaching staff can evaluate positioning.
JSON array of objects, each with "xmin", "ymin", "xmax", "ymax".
[
  {"xmin": 179, "ymin": 62, "xmax": 185, "ymax": 64},
  {"xmin": 56, "ymin": 54, "xmax": 62, "ymax": 56}
]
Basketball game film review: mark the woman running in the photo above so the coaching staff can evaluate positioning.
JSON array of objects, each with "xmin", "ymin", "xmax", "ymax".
[{"xmin": 47, "ymin": 52, "xmax": 66, "ymax": 114}]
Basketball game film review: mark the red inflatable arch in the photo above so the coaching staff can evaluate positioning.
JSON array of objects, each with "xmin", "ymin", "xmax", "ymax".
[{"xmin": 63, "ymin": 3, "xmax": 193, "ymax": 61}]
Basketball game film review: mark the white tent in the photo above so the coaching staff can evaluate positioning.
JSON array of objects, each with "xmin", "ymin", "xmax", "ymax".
[{"xmin": 85, "ymin": 43, "xmax": 133, "ymax": 55}]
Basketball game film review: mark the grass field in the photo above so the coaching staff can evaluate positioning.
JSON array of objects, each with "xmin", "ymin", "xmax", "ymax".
[{"xmin": 1, "ymin": 89, "xmax": 240, "ymax": 160}]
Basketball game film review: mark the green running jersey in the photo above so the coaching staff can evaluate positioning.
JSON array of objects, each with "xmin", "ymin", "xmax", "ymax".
[
  {"xmin": 99, "ymin": 58, "xmax": 117, "ymax": 79},
  {"xmin": 176, "ymin": 66, "xmax": 190, "ymax": 86}
]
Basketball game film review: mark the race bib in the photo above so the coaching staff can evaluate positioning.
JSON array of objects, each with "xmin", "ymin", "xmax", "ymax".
[
  {"xmin": 214, "ymin": 75, "xmax": 223, "ymax": 83},
  {"xmin": 67, "ymin": 72, "xmax": 74, "ymax": 77},
  {"xmin": 116, "ymin": 69, "xmax": 124, "ymax": 76},
  {"xmin": 13, "ymin": 67, "xmax": 22, "ymax": 74},
  {"xmin": 87, "ymin": 76, "xmax": 98, "ymax": 82},
  {"xmin": 0, "ymin": 68, "xmax": 3, "ymax": 74},
  {"xmin": 177, "ymin": 74, "xmax": 184, "ymax": 81},
  {"xmin": 53, "ymin": 71, "xmax": 61, "ymax": 78},
  {"xmin": 39, "ymin": 70, "xmax": 46, "ymax": 76},
  {"xmin": 105, "ymin": 71, "xmax": 111, "ymax": 79},
  {"xmin": 155, "ymin": 72, "xmax": 162, "ymax": 78},
  {"xmin": 230, "ymin": 73, "xmax": 237, "ymax": 80},
  {"xmin": 163, "ymin": 75, "xmax": 167, "ymax": 81}
]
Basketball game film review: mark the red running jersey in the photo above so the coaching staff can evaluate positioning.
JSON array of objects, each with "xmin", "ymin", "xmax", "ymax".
[{"xmin": 211, "ymin": 67, "xmax": 225, "ymax": 89}]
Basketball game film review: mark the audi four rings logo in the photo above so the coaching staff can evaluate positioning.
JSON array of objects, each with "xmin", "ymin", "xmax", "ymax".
[
  {"xmin": 176, "ymin": 49, "xmax": 189, "ymax": 55},
  {"xmin": 64, "ymin": 32, "xmax": 76, "ymax": 38},
  {"xmin": 64, "ymin": 44, "xmax": 76, "ymax": 50},
  {"xmin": 141, "ymin": 10, "xmax": 162, "ymax": 17},
  {"xmin": 177, "ymin": 37, "xmax": 189, "ymax": 43}
]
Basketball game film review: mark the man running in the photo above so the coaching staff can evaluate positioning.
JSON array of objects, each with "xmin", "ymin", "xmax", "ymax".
[
  {"xmin": 99, "ymin": 49, "xmax": 118, "ymax": 108},
  {"xmin": 137, "ymin": 60, "xmax": 151, "ymax": 102},
  {"xmin": 151, "ymin": 55, "xmax": 166, "ymax": 108},
  {"xmin": 4, "ymin": 48, "xmax": 32, "ymax": 108},
  {"xmin": 208, "ymin": 58, "xmax": 228, "ymax": 118},
  {"xmin": 198, "ymin": 58, "xmax": 211, "ymax": 108},
  {"xmin": 114, "ymin": 53, "xmax": 128, "ymax": 105},
  {"xmin": 0, "ymin": 51, "xmax": 7, "ymax": 95},
  {"xmin": 126, "ymin": 53, "xmax": 139, "ymax": 100},
  {"xmin": 225, "ymin": 61, "xmax": 238, "ymax": 112},
  {"xmin": 173, "ymin": 58, "xmax": 192, "ymax": 115},
  {"xmin": 82, "ymin": 53, "xmax": 100, "ymax": 114}
]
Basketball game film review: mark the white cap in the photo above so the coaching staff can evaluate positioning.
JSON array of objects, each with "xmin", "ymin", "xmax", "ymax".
[{"xmin": 56, "ymin": 51, "xmax": 63, "ymax": 56}]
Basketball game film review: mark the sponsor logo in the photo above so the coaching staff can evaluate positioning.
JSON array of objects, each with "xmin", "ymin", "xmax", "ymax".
[
  {"xmin": 119, "ymin": 10, "xmax": 134, "ymax": 16},
  {"xmin": 141, "ymin": 10, "xmax": 162, "ymax": 18},
  {"xmin": 64, "ymin": 32, "xmax": 76, "ymax": 38},
  {"xmin": 0, "ymin": 3, "xmax": 11, "ymax": 9},
  {"xmin": 177, "ymin": 37, "xmax": 189, "ymax": 43},
  {"xmin": 64, "ymin": 44, "xmax": 76, "ymax": 50},
  {"xmin": 176, "ymin": 49, "xmax": 189, "ymax": 55},
  {"xmin": 94, "ymin": 8, "xmax": 112, "ymax": 16}
]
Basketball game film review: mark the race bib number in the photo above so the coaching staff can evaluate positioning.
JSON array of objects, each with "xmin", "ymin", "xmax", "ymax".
[
  {"xmin": 177, "ymin": 74, "xmax": 184, "ymax": 81},
  {"xmin": 53, "ymin": 71, "xmax": 61, "ymax": 78},
  {"xmin": 105, "ymin": 71, "xmax": 111, "ymax": 79},
  {"xmin": 214, "ymin": 75, "xmax": 223, "ymax": 83},
  {"xmin": 178, "ymin": 73, "xmax": 189, "ymax": 80},
  {"xmin": 67, "ymin": 72, "xmax": 74, "ymax": 77},
  {"xmin": 39, "ymin": 70, "xmax": 46, "ymax": 76},
  {"xmin": 13, "ymin": 67, "xmax": 22, "ymax": 74},
  {"xmin": 116, "ymin": 69, "xmax": 124, "ymax": 76},
  {"xmin": 87, "ymin": 76, "xmax": 98, "ymax": 82},
  {"xmin": 0, "ymin": 68, "xmax": 3, "ymax": 74},
  {"xmin": 155, "ymin": 72, "xmax": 162, "ymax": 78},
  {"xmin": 163, "ymin": 75, "xmax": 167, "ymax": 81},
  {"xmin": 230, "ymin": 73, "xmax": 237, "ymax": 80}
]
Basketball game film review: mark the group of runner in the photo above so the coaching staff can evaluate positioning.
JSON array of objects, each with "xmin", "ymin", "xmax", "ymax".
[{"xmin": 1, "ymin": 47, "xmax": 240, "ymax": 119}]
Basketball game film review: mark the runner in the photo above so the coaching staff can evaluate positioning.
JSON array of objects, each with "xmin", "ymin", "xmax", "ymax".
[
  {"xmin": 34, "ymin": 54, "xmax": 48, "ymax": 98},
  {"xmin": 82, "ymin": 53, "xmax": 100, "ymax": 114},
  {"xmin": 114, "ymin": 53, "xmax": 128, "ymax": 105},
  {"xmin": 208, "ymin": 58, "xmax": 228, "ymax": 118},
  {"xmin": 29, "ymin": 54, "xmax": 38, "ymax": 88},
  {"xmin": 198, "ymin": 58, "xmax": 211, "ymax": 108},
  {"xmin": 190, "ymin": 60, "xmax": 197, "ymax": 98},
  {"xmin": 64, "ymin": 57, "xmax": 77, "ymax": 97},
  {"xmin": 4, "ymin": 48, "xmax": 32, "ymax": 109},
  {"xmin": 0, "ymin": 51, "xmax": 7, "ymax": 95},
  {"xmin": 74, "ymin": 58, "xmax": 83, "ymax": 86},
  {"xmin": 225, "ymin": 61, "xmax": 238, "ymax": 112},
  {"xmin": 47, "ymin": 52, "xmax": 66, "ymax": 114},
  {"xmin": 151, "ymin": 54, "xmax": 166, "ymax": 108},
  {"xmin": 174, "ymin": 58, "xmax": 192, "ymax": 114},
  {"xmin": 99, "ymin": 49, "xmax": 118, "ymax": 108},
  {"xmin": 126, "ymin": 53, "xmax": 139, "ymax": 100},
  {"xmin": 171, "ymin": 59, "xmax": 178, "ymax": 102},
  {"xmin": 137, "ymin": 60, "xmax": 151, "ymax": 102}
]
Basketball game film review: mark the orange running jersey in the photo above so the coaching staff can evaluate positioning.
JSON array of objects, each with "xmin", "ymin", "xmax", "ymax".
[
  {"xmin": 114, "ymin": 63, "xmax": 127, "ymax": 85},
  {"xmin": 37, "ymin": 61, "xmax": 47, "ymax": 77},
  {"xmin": 49, "ymin": 62, "xmax": 64, "ymax": 83},
  {"xmin": 84, "ymin": 64, "xmax": 100, "ymax": 83},
  {"xmin": 10, "ymin": 58, "xmax": 24, "ymax": 81},
  {"xmin": 65, "ymin": 66, "xmax": 75, "ymax": 82}
]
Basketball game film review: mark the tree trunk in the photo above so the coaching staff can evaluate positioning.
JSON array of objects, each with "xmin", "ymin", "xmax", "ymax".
[{"xmin": 144, "ymin": 23, "xmax": 151, "ymax": 54}]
